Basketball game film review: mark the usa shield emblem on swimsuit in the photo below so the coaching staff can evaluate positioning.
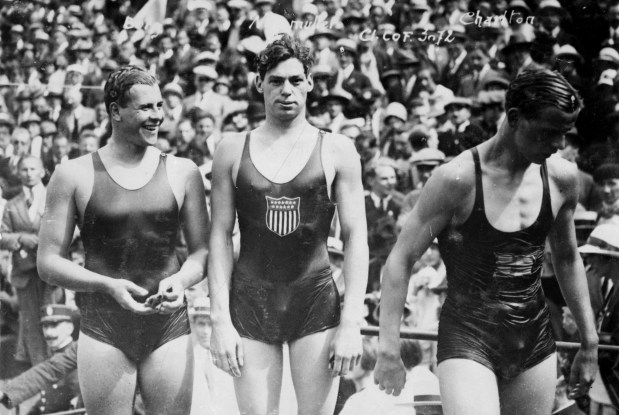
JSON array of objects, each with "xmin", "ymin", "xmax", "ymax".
[{"xmin": 266, "ymin": 196, "xmax": 300, "ymax": 237}]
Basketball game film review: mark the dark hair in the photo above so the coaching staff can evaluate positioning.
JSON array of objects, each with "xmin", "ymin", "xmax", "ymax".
[
  {"xmin": 594, "ymin": 163, "xmax": 619, "ymax": 183},
  {"xmin": 104, "ymin": 66, "xmax": 158, "ymax": 115},
  {"xmin": 400, "ymin": 339, "xmax": 423, "ymax": 370},
  {"xmin": 505, "ymin": 68, "xmax": 581, "ymax": 119},
  {"xmin": 256, "ymin": 34, "xmax": 314, "ymax": 80}
]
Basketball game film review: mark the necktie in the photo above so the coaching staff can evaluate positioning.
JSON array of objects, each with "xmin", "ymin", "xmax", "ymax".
[{"xmin": 73, "ymin": 114, "xmax": 80, "ymax": 142}]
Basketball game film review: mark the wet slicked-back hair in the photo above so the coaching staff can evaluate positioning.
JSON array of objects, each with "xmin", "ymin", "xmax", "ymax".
[
  {"xmin": 506, "ymin": 68, "xmax": 581, "ymax": 119},
  {"xmin": 256, "ymin": 34, "xmax": 314, "ymax": 80},
  {"xmin": 104, "ymin": 66, "xmax": 158, "ymax": 115}
]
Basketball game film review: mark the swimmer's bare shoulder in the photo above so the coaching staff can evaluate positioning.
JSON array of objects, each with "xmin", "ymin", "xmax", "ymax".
[
  {"xmin": 546, "ymin": 155, "xmax": 579, "ymax": 210},
  {"xmin": 212, "ymin": 132, "xmax": 246, "ymax": 181},
  {"xmin": 48, "ymin": 154, "xmax": 96, "ymax": 215}
]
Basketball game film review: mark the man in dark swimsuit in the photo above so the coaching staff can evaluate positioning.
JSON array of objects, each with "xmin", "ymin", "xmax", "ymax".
[
  {"xmin": 37, "ymin": 66, "xmax": 209, "ymax": 415},
  {"xmin": 209, "ymin": 35, "xmax": 368, "ymax": 414},
  {"xmin": 375, "ymin": 68, "xmax": 598, "ymax": 415}
]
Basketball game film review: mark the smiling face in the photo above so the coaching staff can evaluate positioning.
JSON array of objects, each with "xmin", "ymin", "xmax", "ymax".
[
  {"xmin": 112, "ymin": 84, "xmax": 163, "ymax": 147},
  {"xmin": 510, "ymin": 106, "xmax": 577, "ymax": 164},
  {"xmin": 256, "ymin": 58, "xmax": 313, "ymax": 123}
]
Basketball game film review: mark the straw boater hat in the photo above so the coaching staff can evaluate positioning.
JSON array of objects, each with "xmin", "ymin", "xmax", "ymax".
[
  {"xmin": 189, "ymin": 297, "xmax": 211, "ymax": 316},
  {"xmin": 578, "ymin": 224, "xmax": 619, "ymax": 259}
]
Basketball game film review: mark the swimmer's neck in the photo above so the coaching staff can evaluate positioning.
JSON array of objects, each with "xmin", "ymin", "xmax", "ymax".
[
  {"xmin": 482, "ymin": 121, "xmax": 533, "ymax": 173},
  {"xmin": 257, "ymin": 112, "xmax": 309, "ymax": 139},
  {"xmin": 106, "ymin": 134, "xmax": 150, "ymax": 163}
]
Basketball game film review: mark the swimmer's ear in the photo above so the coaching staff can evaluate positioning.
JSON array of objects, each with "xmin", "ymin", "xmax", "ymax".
[
  {"xmin": 255, "ymin": 75, "xmax": 264, "ymax": 94},
  {"xmin": 506, "ymin": 107, "xmax": 520, "ymax": 129},
  {"xmin": 109, "ymin": 101, "xmax": 122, "ymax": 122}
]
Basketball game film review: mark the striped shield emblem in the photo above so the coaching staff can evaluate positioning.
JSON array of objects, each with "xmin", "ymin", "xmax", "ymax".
[{"xmin": 265, "ymin": 196, "xmax": 300, "ymax": 237}]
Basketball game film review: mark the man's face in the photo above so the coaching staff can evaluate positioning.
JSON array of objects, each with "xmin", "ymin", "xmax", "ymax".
[
  {"xmin": 326, "ymin": 99, "xmax": 343, "ymax": 118},
  {"xmin": 42, "ymin": 320, "xmax": 74, "ymax": 350},
  {"xmin": 164, "ymin": 93, "xmax": 182, "ymax": 109},
  {"xmin": 191, "ymin": 315, "xmax": 212, "ymax": 350},
  {"xmin": 115, "ymin": 84, "xmax": 164, "ymax": 148},
  {"xmin": 18, "ymin": 158, "xmax": 43, "ymax": 187},
  {"xmin": 52, "ymin": 137, "xmax": 70, "ymax": 160},
  {"xmin": 205, "ymin": 34, "xmax": 221, "ymax": 52},
  {"xmin": 257, "ymin": 58, "xmax": 313, "ymax": 122},
  {"xmin": 195, "ymin": 117, "xmax": 215, "ymax": 139},
  {"xmin": 26, "ymin": 122, "xmax": 41, "ymax": 139},
  {"xmin": 178, "ymin": 121, "xmax": 195, "ymax": 144},
  {"xmin": 511, "ymin": 106, "xmax": 576, "ymax": 165},
  {"xmin": 598, "ymin": 178, "xmax": 619, "ymax": 205},
  {"xmin": 371, "ymin": 165, "xmax": 397, "ymax": 197},
  {"xmin": 416, "ymin": 163, "xmax": 438, "ymax": 185},
  {"xmin": 393, "ymin": 133, "xmax": 412, "ymax": 159},
  {"xmin": 12, "ymin": 131, "xmax": 31, "ymax": 157},
  {"xmin": 417, "ymin": 70, "xmax": 436, "ymax": 93},
  {"xmin": 79, "ymin": 136, "xmax": 99, "ymax": 155},
  {"xmin": 337, "ymin": 50, "xmax": 355, "ymax": 68},
  {"xmin": 448, "ymin": 104, "xmax": 471, "ymax": 126},
  {"xmin": 40, "ymin": 122, "xmax": 57, "ymax": 149}
]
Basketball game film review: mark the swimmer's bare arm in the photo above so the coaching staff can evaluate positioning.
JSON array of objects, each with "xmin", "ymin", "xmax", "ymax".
[
  {"xmin": 154, "ymin": 158, "xmax": 209, "ymax": 314},
  {"xmin": 328, "ymin": 135, "xmax": 369, "ymax": 377},
  {"xmin": 208, "ymin": 136, "xmax": 244, "ymax": 377},
  {"xmin": 547, "ymin": 160, "xmax": 598, "ymax": 397},
  {"xmin": 37, "ymin": 161, "xmax": 154, "ymax": 314},
  {"xmin": 375, "ymin": 160, "xmax": 471, "ymax": 395}
]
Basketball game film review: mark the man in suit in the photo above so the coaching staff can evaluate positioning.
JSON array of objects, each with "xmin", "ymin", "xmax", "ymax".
[
  {"xmin": 57, "ymin": 88, "xmax": 97, "ymax": 144},
  {"xmin": 458, "ymin": 47, "xmax": 506, "ymax": 98},
  {"xmin": 182, "ymin": 66, "xmax": 233, "ymax": 128},
  {"xmin": 0, "ymin": 156, "xmax": 61, "ymax": 365},
  {"xmin": 365, "ymin": 161, "xmax": 401, "ymax": 292},
  {"xmin": 0, "ymin": 304, "xmax": 80, "ymax": 415},
  {"xmin": 0, "ymin": 128, "xmax": 32, "ymax": 200},
  {"xmin": 334, "ymin": 38, "xmax": 372, "ymax": 118}
]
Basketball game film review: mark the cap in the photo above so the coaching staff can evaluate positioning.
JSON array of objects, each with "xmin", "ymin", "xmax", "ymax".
[
  {"xmin": 308, "ymin": 28, "xmax": 340, "ymax": 41},
  {"xmin": 20, "ymin": 113, "xmax": 41, "ymax": 126},
  {"xmin": 410, "ymin": 148, "xmax": 446, "ymax": 165},
  {"xmin": 40, "ymin": 304, "xmax": 77, "ymax": 324},
  {"xmin": 0, "ymin": 113, "xmax": 15, "ymax": 127},
  {"xmin": 66, "ymin": 64, "xmax": 86, "ymax": 75},
  {"xmin": 102, "ymin": 60, "xmax": 119, "ymax": 72},
  {"xmin": 336, "ymin": 38, "xmax": 358, "ymax": 55},
  {"xmin": 598, "ymin": 47, "xmax": 619, "ymax": 65},
  {"xmin": 483, "ymin": 75, "xmax": 510, "ymax": 90},
  {"xmin": 538, "ymin": 0, "xmax": 564, "ymax": 11},
  {"xmin": 228, "ymin": 0, "xmax": 251, "ymax": 9},
  {"xmin": 578, "ymin": 224, "xmax": 619, "ymax": 258},
  {"xmin": 34, "ymin": 31, "xmax": 50, "ymax": 42},
  {"xmin": 193, "ymin": 65, "xmax": 218, "ymax": 79},
  {"xmin": 384, "ymin": 102, "xmax": 407, "ymax": 122},
  {"xmin": 508, "ymin": 0, "xmax": 531, "ymax": 13},
  {"xmin": 301, "ymin": 3, "xmax": 318, "ymax": 16},
  {"xmin": 556, "ymin": 44, "xmax": 583, "ymax": 64},
  {"xmin": 162, "ymin": 83, "xmax": 184, "ymax": 98},
  {"xmin": 193, "ymin": 51, "xmax": 219, "ymax": 65},
  {"xmin": 311, "ymin": 64, "xmax": 335, "ymax": 77},
  {"xmin": 444, "ymin": 96, "xmax": 473, "ymax": 110},
  {"xmin": 320, "ymin": 89, "xmax": 352, "ymax": 105},
  {"xmin": 410, "ymin": 0, "xmax": 431, "ymax": 11},
  {"xmin": 189, "ymin": 297, "xmax": 211, "ymax": 316}
]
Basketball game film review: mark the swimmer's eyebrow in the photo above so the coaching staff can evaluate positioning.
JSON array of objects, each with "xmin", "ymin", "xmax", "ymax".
[{"xmin": 268, "ymin": 75, "xmax": 305, "ymax": 82}]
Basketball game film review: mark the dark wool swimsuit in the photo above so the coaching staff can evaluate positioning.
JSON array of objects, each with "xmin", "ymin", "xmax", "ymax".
[
  {"xmin": 437, "ymin": 147, "xmax": 556, "ymax": 379},
  {"xmin": 77, "ymin": 151, "xmax": 190, "ymax": 361},
  {"xmin": 230, "ymin": 130, "xmax": 341, "ymax": 343}
]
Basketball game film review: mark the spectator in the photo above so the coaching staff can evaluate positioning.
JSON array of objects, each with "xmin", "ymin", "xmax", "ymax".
[
  {"xmin": 1, "ymin": 156, "xmax": 61, "ymax": 366},
  {"xmin": 0, "ymin": 127, "xmax": 32, "ymax": 200},
  {"xmin": 438, "ymin": 97, "xmax": 485, "ymax": 158},
  {"xmin": 57, "ymin": 88, "xmax": 96, "ymax": 143},
  {"xmin": 0, "ymin": 304, "xmax": 80, "ymax": 415},
  {"xmin": 593, "ymin": 163, "xmax": 619, "ymax": 223}
]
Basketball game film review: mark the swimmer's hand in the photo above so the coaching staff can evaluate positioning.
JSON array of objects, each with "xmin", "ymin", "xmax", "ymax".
[
  {"xmin": 210, "ymin": 321, "xmax": 244, "ymax": 377},
  {"xmin": 329, "ymin": 322, "xmax": 362, "ymax": 377},
  {"xmin": 568, "ymin": 343, "xmax": 598, "ymax": 399},
  {"xmin": 374, "ymin": 351, "xmax": 406, "ymax": 396},
  {"xmin": 105, "ymin": 279, "xmax": 156, "ymax": 315},
  {"xmin": 150, "ymin": 278, "xmax": 185, "ymax": 314}
]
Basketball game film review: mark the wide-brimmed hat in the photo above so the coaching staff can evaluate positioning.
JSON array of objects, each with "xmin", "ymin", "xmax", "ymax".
[
  {"xmin": 410, "ymin": 148, "xmax": 446, "ymax": 166},
  {"xmin": 556, "ymin": 44, "xmax": 583, "ymax": 64},
  {"xmin": 578, "ymin": 224, "xmax": 619, "ymax": 258}
]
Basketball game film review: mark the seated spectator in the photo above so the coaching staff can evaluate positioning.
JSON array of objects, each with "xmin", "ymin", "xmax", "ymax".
[
  {"xmin": 341, "ymin": 339, "xmax": 440, "ymax": 415},
  {"xmin": 0, "ymin": 304, "xmax": 80, "ymax": 415}
]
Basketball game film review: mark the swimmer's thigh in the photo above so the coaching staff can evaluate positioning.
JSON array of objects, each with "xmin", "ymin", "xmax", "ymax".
[
  {"xmin": 77, "ymin": 332, "xmax": 137, "ymax": 415},
  {"xmin": 499, "ymin": 353, "xmax": 557, "ymax": 415},
  {"xmin": 234, "ymin": 337, "xmax": 284, "ymax": 415},
  {"xmin": 438, "ymin": 358, "xmax": 501, "ymax": 415},
  {"xmin": 289, "ymin": 327, "xmax": 340, "ymax": 415},
  {"xmin": 139, "ymin": 335, "xmax": 194, "ymax": 415}
]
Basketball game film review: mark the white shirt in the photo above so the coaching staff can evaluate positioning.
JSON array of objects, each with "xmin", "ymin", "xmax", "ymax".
[{"xmin": 23, "ymin": 182, "xmax": 46, "ymax": 224}]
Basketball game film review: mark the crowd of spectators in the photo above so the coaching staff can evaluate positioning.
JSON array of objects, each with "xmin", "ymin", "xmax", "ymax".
[{"xmin": 0, "ymin": 0, "xmax": 618, "ymax": 413}]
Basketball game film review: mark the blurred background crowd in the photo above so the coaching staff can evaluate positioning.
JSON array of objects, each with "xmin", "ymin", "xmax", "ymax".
[{"xmin": 0, "ymin": 0, "xmax": 619, "ymax": 413}]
